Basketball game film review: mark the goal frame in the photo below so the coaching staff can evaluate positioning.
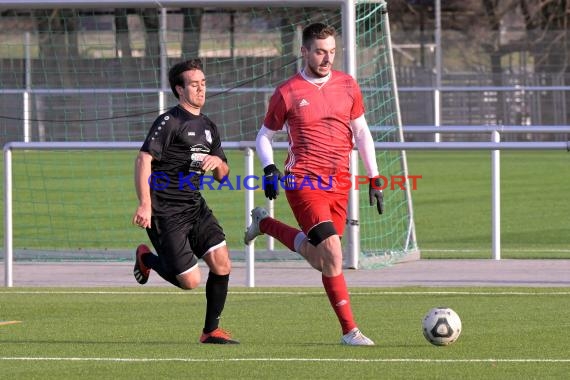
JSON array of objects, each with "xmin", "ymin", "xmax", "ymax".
[{"xmin": 1, "ymin": 0, "xmax": 417, "ymax": 286}]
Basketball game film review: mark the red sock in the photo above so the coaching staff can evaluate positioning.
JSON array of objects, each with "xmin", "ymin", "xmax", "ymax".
[
  {"xmin": 322, "ymin": 273, "xmax": 356, "ymax": 334},
  {"xmin": 259, "ymin": 217, "xmax": 300, "ymax": 251}
]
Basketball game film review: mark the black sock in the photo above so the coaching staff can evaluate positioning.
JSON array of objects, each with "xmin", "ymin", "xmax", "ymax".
[
  {"xmin": 203, "ymin": 272, "xmax": 229, "ymax": 334},
  {"xmin": 142, "ymin": 253, "xmax": 181, "ymax": 288}
]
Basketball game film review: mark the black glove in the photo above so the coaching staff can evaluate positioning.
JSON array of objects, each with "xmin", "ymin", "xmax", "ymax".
[
  {"xmin": 263, "ymin": 164, "xmax": 282, "ymax": 200},
  {"xmin": 369, "ymin": 177, "xmax": 384, "ymax": 215}
]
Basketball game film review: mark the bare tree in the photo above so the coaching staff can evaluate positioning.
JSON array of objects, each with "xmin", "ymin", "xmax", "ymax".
[
  {"xmin": 181, "ymin": 8, "xmax": 202, "ymax": 58},
  {"xmin": 35, "ymin": 9, "xmax": 79, "ymax": 57},
  {"xmin": 114, "ymin": 8, "xmax": 132, "ymax": 58},
  {"xmin": 520, "ymin": 0, "xmax": 569, "ymax": 74},
  {"xmin": 141, "ymin": 8, "xmax": 160, "ymax": 61},
  {"xmin": 389, "ymin": 0, "xmax": 569, "ymax": 126}
]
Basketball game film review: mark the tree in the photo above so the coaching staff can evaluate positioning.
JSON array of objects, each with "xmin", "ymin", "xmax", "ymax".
[
  {"xmin": 35, "ymin": 9, "xmax": 78, "ymax": 87},
  {"xmin": 141, "ymin": 8, "xmax": 160, "ymax": 61},
  {"xmin": 181, "ymin": 8, "xmax": 202, "ymax": 58},
  {"xmin": 114, "ymin": 8, "xmax": 132, "ymax": 57},
  {"xmin": 389, "ymin": 0, "xmax": 569, "ymax": 126}
]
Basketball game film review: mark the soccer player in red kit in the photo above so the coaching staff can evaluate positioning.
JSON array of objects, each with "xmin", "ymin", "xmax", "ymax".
[{"xmin": 244, "ymin": 23, "xmax": 384, "ymax": 345}]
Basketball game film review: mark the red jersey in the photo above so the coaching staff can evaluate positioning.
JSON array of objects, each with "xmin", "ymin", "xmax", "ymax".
[{"xmin": 263, "ymin": 70, "xmax": 365, "ymax": 190}]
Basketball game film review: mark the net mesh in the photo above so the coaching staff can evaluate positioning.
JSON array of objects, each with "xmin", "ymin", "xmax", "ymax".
[{"xmin": 0, "ymin": 1, "xmax": 417, "ymax": 266}]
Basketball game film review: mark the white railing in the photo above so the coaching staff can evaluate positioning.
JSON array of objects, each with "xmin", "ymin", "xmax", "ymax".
[{"xmin": 3, "ymin": 131, "xmax": 570, "ymax": 287}]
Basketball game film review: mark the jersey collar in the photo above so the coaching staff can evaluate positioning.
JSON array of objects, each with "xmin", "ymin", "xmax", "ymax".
[{"xmin": 300, "ymin": 69, "xmax": 331, "ymax": 86}]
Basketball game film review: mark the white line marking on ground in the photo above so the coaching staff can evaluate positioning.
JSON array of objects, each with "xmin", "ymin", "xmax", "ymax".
[
  {"xmin": 422, "ymin": 249, "xmax": 570, "ymax": 253},
  {"xmin": 0, "ymin": 290, "xmax": 569, "ymax": 296},
  {"xmin": 0, "ymin": 357, "xmax": 568, "ymax": 363}
]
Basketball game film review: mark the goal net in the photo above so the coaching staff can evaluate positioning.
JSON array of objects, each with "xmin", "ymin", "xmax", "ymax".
[{"xmin": 0, "ymin": 0, "xmax": 418, "ymax": 269}]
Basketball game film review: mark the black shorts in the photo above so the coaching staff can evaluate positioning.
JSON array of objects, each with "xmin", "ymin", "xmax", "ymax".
[{"xmin": 146, "ymin": 198, "xmax": 226, "ymax": 275}]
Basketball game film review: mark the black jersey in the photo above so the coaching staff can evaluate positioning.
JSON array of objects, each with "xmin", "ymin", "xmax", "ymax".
[{"xmin": 140, "ymin": 105, "xmax": 227, "ymax": 216}]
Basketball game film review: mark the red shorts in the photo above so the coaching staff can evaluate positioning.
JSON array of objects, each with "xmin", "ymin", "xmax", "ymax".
[{"xmin": 285, "ymin": 189, "xmax": 349, "ymax": 237}]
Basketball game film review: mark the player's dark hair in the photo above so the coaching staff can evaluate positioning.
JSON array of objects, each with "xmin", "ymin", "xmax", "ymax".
[
  {"xmin": 302, "ymin": 23, "xmax": 336, "ymax": 49},
  {"xmin": 168, "ymin": 59, "xmax": 203, "ymax": 99}
]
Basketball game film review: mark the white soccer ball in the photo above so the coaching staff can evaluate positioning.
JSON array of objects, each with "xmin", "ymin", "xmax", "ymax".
[{"xmin": 422, "ymin": 307, "xmax": 462, "ymax": 346}]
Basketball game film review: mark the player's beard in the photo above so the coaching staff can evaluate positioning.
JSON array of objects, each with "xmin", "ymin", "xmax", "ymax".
[
  {"xmin": 306, "ymin": 61, "xmax": 331, "ymax": 78},
  {"xmin": 188, "ymin": 96, "xmax": 205, "ymax": 110}
]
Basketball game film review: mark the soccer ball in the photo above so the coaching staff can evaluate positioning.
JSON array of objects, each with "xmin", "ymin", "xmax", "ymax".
[{"xmin": 422, "ymin": 307, "xmax": 462, "ymax": 346}]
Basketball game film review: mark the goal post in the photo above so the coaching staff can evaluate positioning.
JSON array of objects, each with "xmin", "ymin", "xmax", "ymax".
[{"xmin": 0, "ymin": 0, "xmax": 418, "ymax": 286}]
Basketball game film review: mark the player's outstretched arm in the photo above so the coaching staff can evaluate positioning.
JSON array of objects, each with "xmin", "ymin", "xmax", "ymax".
[{"xmin": 351, "ymin": 115, "xmax": 384, "ymax": 215}]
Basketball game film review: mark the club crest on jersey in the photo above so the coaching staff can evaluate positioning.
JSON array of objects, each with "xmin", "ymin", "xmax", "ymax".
[{"xmin": 205, "ymin": 130, "xmax": 212, "ymax": 143}]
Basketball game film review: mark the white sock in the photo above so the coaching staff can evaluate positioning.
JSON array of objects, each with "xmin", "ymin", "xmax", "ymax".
[{"xmin": 293, "ymin": 232, "xmax": 307, "ymax": 253}]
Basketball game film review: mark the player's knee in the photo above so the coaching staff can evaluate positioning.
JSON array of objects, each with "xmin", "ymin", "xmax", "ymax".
[
  {"xmin": 178, "ymin": 277, "xmax": 200, "ymax": 290},
  {"xmin": 214, "ymin": 260, "xmax": 231, "ymax": 275},
  {"xmin": 316, "ymin": 235, "xmax": 344, "ymax": 268},
  {"xmin": 176, "ymin": 266, "xmax": 201, "ymax": 289},
  {"xmin": 209, "ymin": 256, "xmax": 231, "ymax": 275},
  {"xmin": 205, "ymin": 249, "xmax": 232, "ymax": 275}
]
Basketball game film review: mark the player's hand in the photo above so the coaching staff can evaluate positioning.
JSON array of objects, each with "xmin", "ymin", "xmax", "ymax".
[
  {"xmin": 132, "ymin": 203, "xmax": 152, "ymax": 229},
  {"xmin": 200, "ymin": 155, "xmax": 222, "ymax": 172},
  {"xmin": 369, "ymin": 177, "xmax": 384, "ymax": 215},
  {"xmin": 263, "ymin": 164, "xmax": 282, "ymax": 200}
]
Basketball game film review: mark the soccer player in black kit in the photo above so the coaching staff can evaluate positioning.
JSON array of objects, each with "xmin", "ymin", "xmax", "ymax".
[{"xmin": 132, "ymin": 59, "xmax": 239, "ymax": 344}]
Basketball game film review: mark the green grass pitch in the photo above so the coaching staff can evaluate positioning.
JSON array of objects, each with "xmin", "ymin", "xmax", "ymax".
[
  {"xmin": 0, "ymin": 287, "xmax": 569, "ymax": 379},
  {"xmin": 0, "ymin": 150, "xmax": 569, "ymax": 378}
]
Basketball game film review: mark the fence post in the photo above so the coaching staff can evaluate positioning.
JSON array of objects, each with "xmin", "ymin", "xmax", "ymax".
[
  {"xmin": 3, "ymin": 146, "xmax": 13, "ymax": 287},
  {"xmin": 346, "ymin": 150, "xmax": 360, "ymax": 269},
  {"xmin": 491, "ymin": 130, "xmax": 501, "ymax": 260},
  {"xmin": 266, "ymin": 198, "xmax": 275, "ymax": 251},
  {"xmin": 244, "ymin": 147, "xmax": 255, "ymax": 286}
]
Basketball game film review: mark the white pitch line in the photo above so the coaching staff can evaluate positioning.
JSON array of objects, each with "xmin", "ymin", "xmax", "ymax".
[
  {"xmin": 0, "ymin": 357, "xmax": 569, "ymax": 363},
  {"xmin": 0, "ymin": 290, "xmax": 569, "ymax": 296},
  {"xmin": 422, "ymin": 248, "xmax": 570, "ymax": 253},
  {"xmin": 350, "ymin": 291, "xmax": 570, "ymax": 296}
]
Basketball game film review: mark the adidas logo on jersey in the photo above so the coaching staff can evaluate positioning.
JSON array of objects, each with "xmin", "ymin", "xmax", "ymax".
[{"xmin": 299, "ymin": 98, "xmax": 310, "ymax": 107}]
